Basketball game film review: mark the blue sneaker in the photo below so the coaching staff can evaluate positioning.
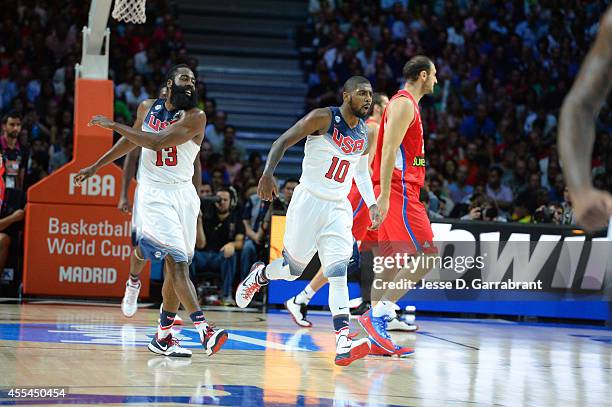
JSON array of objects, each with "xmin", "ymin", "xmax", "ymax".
[{"xmin": 358, "ymin": 309, "xmax": 395, "ymax": 353}]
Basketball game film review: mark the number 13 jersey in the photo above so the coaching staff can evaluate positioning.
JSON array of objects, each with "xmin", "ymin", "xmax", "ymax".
[
  {"xmin": 138, "ymin": 98, "xmax": 200, "ymax": 186},
  {"xmin": 299, "ymin": 106, "xmax": 368, "ymax": 200}
]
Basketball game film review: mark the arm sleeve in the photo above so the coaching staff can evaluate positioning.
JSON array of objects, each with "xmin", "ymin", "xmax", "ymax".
[{"xmin": 354, "ymin": 154, "xmax": 376, "ymax": 208}]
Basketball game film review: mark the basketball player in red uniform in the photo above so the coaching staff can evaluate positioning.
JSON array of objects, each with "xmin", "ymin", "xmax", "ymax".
[{"xmin": 358, "ymin": 56, "xmax": 438, "ymax": 353}]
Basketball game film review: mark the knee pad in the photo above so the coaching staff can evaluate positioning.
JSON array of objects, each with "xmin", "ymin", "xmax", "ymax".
[
  {"xmin": 282, "ymin": 249, "xmax": 307, "ymax": 279},
  {"xmin": 324, "ymin": 259, "xmax": 349, "ymax": 278}
]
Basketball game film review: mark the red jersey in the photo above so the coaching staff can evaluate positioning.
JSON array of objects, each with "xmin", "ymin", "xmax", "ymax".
[{"xmin": 372, "ymin": 90, "xmax": 425, "ymax": 187}]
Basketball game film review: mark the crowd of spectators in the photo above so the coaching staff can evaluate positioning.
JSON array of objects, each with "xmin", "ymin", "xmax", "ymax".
[
  {"xmin": 2, "ymin": 0, "xmax": 611, "ymax": 300},
  {"xmin": 0, "ymin": 0, "xmax": 276, "ymax": 302},
  {"xmin": 303, "ymin": 0, "xmax": 611, "ymax": 224}
]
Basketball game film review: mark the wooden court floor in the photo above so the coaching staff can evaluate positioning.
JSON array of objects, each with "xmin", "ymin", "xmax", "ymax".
[{"xmin": 0, "ymin": 302, "xmax": 610, "ymax": 406}]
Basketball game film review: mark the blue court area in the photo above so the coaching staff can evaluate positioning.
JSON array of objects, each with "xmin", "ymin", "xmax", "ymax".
[{"xmin": 0, "ymin": 323, "xmax": 320, "ymax": 352}]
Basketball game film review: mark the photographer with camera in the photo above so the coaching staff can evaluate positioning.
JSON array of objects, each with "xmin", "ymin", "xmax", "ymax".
[
  {"xmin": 533, "ymin": 203, "xmax": 563, "ymax": 224},
  {"xmin": 461, "ymin": 193, "xmax": 507, "ymax": 222},
  {"xmin": 192, "ymin": 186, "xmax": 244, "ymax": 306}
]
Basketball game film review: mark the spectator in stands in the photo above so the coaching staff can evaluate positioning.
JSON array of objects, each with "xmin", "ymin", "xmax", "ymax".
[
  {"xmin": 192, "ymin": 187, "xmax": 244, "ymax": 306},
  {"xmin": 459, "ymin": 104, "xmax": 496, "ymax": 139},
  {"xmin": 198, "ymin": 182, "xmax": 213, "ymax": 199},
  {"xmin": 124, "ymin": 74, "xmax": 149, "ymax": 111},
  {"xmin": 448, "ymin": 165, "xmax": 473, "ymax": 204},
  {"xmin": 210, "ymin": 168, "xmax": 227, "ymax": 193},
  {"xmin": 1, "ymin": 112, "xmax": 28, "ymax": 211},
  {"xmin": 507, "ymin": 159, "xmax": 528, "ymax": 196},
  {"xmin": 219, "ymin": 125, "xmax": 246, "ymax": 160},
  {"xmin": 461, "ymin": 194, "xmax": 506, "ymax": 222},
  {"xmin": 561, "ymin": 187, "xmax": 575, "ymax": 225},
  {"xmin": 485, "ymin": 167, "xmax": 513, "ymax": 214},
  {"xmin": 205, "ymin": 110, "xmax": 228, "ymax": 151}
]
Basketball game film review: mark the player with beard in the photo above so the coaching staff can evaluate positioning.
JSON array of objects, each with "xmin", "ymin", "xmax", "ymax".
[
  {"xmin": 358, "ymin": 56, "xmax": 439, "ymax": 355},
  {"xmin": 116, "ymin": 84, "xmax": 200, "ymax": 324},
  {"xmin": 75, "ymin": 65, "xmax": 228, "ymax": 358},
  {"xmin": 235, "ymin": 76, "xmax": 383, "ymax": 366}
]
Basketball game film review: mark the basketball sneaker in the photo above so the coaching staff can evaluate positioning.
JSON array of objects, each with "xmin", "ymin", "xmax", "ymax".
[
  {"xmin": 157, "ymin": 304, "xmax": 184, "ymax": 326},
  {"xmin": 350, "ymin": 301, "xmax": 371, "ymax": 316},
  {"xmin": 200, "ymin": 325, "xmax": 229, "ymax": 356},
  {"xmin": 285, "ymin": 296, "xmax": 312, "ymax": 327},
  {"xmin": 148, "ymin": 333, "xmax": 192, "ymax": 358},
  {"xmin": 235, "ymin": 262, "xmax": 267, "ymax": 308},
  {"xmin": 387, "ymin": 314, "xmax": 418, "ymax": 332},
  {"xmin": 369, "ymin": 342, "xmax": 414, "ymax": 358},
  {"xmin": 335, "ymin": 334, "xmax": 371, "ymax": 366},
  {"xmin": 358, "ymin": 309, "xmax": 396, "ymax": 353},
  {"xmin": 121, "ymin": 280, "xmax": 141, "ymax": 317}
]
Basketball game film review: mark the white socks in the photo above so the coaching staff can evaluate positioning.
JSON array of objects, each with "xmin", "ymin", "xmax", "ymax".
[
  {"xmin": 294, "ymin": 284, "xmax": 316, "ymax": 305},
  {"xmin": 328, "ymin": 275, "xmax": 349, "ymax": 316}
]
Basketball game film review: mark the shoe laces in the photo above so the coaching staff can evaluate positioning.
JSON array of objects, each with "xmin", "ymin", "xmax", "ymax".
[
  {"xmin": 242, "ymin": 281, "xmax": 261, "ymax": 300},
  {"xmin": 124, "ymin": 283, "xmax": 139, "ymax": 303},
  {"xmin": 372, "ymin": 315, "xmax": 392, "ymax": 340},
  {"xmin": 163, "ymin": 334, "xmax": 180, "ymax": 348},
  {"xmin": 204, "ymin": 323, "xmax": 217, "ymax": 338}
]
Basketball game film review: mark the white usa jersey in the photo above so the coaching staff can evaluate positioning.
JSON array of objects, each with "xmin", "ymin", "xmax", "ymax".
[
  {"xmin": 299, "ymin": 106, "xmax": 368, "ymax": 200},
  {"xmin": 137, "ymin": 98, "xmax": 200, "ymax": 186}
]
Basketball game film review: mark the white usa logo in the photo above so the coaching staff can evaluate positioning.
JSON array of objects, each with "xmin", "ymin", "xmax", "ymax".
[
  {"xmin": 335, "ymin": 116, "xmax": 341, "ymax": 123},
  {"xmin": 154, "ymin": 105, "xmax": 161, "ymax": 110}
]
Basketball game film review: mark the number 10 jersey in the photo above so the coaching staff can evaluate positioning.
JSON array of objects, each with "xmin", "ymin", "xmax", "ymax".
[{"xmin": 299, "ymin": 106, "xmax": 368, "ymax": 201}]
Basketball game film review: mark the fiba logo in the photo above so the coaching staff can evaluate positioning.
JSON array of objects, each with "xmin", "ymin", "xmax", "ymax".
[{"xmin": 68, "ymin": 173, "xmax": 115, "ymax": 197}]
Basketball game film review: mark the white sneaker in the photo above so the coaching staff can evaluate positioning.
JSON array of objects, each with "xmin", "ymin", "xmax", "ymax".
[
  {"xmin": 285, "ymin": 297, "xmax": 312, "ymax": 327},
  {"xmin": 158, "ymin": 304, "xmax": 184, "ymax": 325},
  {"xmin": 387, "ymin": 315, "xmax": 418, "ymax": 332},
  {"xmin": 334, "ymin": 334, "xmax": 371, "ymax": 366},
  {"xmin": 235, "ymin": 262, "xmax": 266, "ymax": 308},
  {"xmin": 147, "ymin": 333, "xmax": 192, "ymax": 358},
  {"xmin": 121, "ymin": 280, "xmax": 141, "ymax": 317}
]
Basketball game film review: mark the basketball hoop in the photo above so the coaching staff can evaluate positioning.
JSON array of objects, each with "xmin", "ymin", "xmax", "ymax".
[{"xmin": 111, "ymin": 0, "xmax": 146, "ymax": 24}]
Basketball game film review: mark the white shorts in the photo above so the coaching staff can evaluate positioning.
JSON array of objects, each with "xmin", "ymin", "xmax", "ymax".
[
  {"xmin": 283, "ymin": 184, "xmax": 353, "ymax": 270},
  {"xmin": 132, "ymin": 182, "xmax": 199, "ymax": 263}
]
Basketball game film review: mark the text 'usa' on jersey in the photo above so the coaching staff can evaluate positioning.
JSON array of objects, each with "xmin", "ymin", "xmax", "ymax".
[
  {"xmin": 299, "ymin": 106, "xmax": 368, "ymax": 201},
  {"xmin": 372, "ymin": 90, "xmax": 426, "ymax": 187},
  {"xmin": 138, "ymin": 98, "xmax": 200, "ymax": 186}
]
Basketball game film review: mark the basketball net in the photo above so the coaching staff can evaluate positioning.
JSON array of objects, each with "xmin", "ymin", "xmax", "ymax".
[{"xmin": 111, "ymin": 0, "xmax": 146, "ymax": 24}]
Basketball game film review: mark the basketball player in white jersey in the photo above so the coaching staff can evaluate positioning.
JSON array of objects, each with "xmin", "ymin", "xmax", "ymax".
[
  {"xmin": 116, "ymin": 85, "xmax": 197, "ymax": 325},
  {"xmin": 236, "ymin": 76, "xmax": 382, "ymax": 366},
  {"xmin": 75, "ymin": 65, "xmax": 227, "ymax": 358}
]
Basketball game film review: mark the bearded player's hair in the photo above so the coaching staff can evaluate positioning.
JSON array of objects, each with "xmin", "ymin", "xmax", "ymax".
[{"xmin": 166, "ymin": 64, "xmax": 193, "ymax": 82}]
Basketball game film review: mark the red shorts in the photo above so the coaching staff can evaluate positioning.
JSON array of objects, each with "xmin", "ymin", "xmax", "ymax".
[
  {"xmin": 348, "ymin": 183, "xmax": 378, "ymax": 248},
  {"xmin": 376, "ymin": 182, "xmax": 437, "ymax": 256}
]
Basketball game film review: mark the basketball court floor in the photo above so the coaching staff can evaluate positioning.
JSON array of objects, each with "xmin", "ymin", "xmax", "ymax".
[{"xmin": 0, "ymin": 302, "xmax": 610, "ymax": 406}]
